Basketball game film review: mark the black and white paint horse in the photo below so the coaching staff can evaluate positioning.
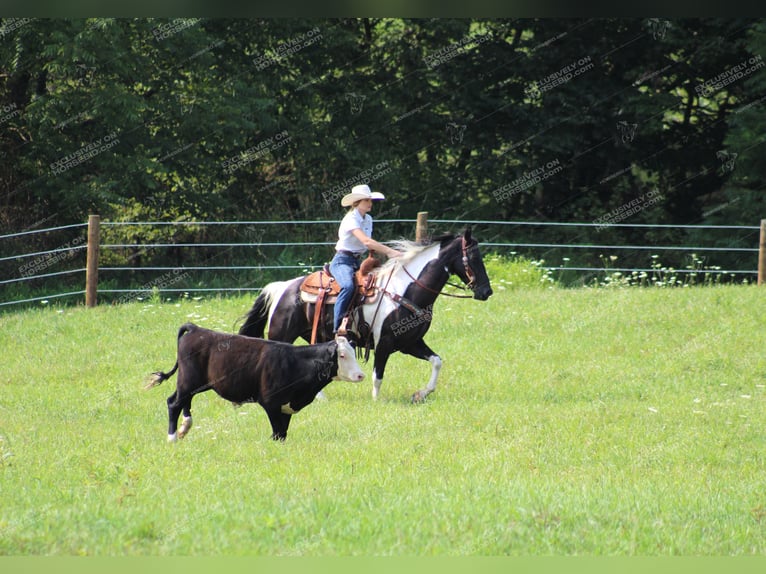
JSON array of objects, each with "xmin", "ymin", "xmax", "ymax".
[{"xmin": 239, "ymin": 229, "xmax": 493, "ymax": 402}]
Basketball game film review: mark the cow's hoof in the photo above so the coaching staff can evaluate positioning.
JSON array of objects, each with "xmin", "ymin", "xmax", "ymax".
[{"xmin": 178, "ymin": 416, "xmax": 193, "ymax": 438}]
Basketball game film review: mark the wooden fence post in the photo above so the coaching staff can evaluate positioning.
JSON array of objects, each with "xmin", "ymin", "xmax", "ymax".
[
  {"xmin": 416, "ymin": 212, "xmax": 428, "ymax": 243},
  {"xmin": 86, "ymin": 214, "xmax": 100, "ymax": 307},
  {"xmin": 759, "ymin": 219, "xmax": 766, "ymax": 286}
]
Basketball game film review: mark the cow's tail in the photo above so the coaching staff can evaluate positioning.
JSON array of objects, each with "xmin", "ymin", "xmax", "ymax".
[
  {"xmin": 238, "ymin": 281, "xmax": 283, "ymax": 338},
  {"xmin": 144, "ymin": 323, "xmax": 196, "ymax": 390}
]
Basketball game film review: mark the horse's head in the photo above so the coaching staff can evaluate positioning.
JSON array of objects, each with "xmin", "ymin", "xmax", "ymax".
[{"xmin": 442, "ymin": 227, "xmax": 493, "ymax": 301}]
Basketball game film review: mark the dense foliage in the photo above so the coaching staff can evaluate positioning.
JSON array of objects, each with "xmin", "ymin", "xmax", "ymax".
[{"xmin": 2, "ymin": 18, "xmax": 765, "ymax": 287}]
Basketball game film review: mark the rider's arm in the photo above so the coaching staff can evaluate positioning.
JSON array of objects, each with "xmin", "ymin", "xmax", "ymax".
[{"xmin": 350, "ymin": 228, "xmax": 402, "ymax": 258}]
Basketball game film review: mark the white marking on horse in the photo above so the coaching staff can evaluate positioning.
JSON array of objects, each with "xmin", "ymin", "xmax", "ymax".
[
  {"xmin": 372, "ymin": 370, "xmax": 383, "ymax": 400},
  {"xmin": 261, "ymin": 280, "xmax": 292, "ymax": 338},
  {"xmin": 364, "ymin": 242, "xmax": 441, "ymax": 346},
  {"xmin": 424, "ymin": 354, "xmax": 442, "ymax": 394},
  {"xmin": 412, "ymin": 355, "xmax": 443, "ymax": 403}
]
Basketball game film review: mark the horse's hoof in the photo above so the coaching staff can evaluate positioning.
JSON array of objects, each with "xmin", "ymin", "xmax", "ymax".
[{"xmin": 411, "ymin": 391, "xmax": 426, "ymax": 404}]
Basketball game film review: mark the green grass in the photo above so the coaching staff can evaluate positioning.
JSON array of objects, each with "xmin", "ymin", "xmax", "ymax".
[{"xmin": 1, "ymin": 285, "xmax": 765, "ymax": 555}]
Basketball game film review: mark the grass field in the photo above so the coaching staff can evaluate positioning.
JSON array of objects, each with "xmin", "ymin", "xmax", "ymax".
[{"xmin": 1, "ymin": 282, "xmax": 765, "ymax": 555}]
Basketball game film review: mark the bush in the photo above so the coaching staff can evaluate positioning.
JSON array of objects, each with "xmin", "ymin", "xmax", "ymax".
[
  {"xmin": 483, "ymin": 253, "xmax": 556, "ymax": 290},
  {"xmin": 592, "ymin": 253, "xmax": 751, "ymax": 288}
]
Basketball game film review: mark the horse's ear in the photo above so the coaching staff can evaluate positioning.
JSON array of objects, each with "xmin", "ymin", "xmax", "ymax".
[{"xmin": 463, "ymin": 226, "xmax": 473, "ymax": 242}]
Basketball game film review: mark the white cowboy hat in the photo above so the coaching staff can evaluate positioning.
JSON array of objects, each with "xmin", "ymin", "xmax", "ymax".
[{"xmin": 341, "ymin": 184, "xmax": 385, "ymax": 207}]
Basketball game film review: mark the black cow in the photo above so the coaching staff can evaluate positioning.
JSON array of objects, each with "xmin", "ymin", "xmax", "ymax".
[{"xmin": 146, "ymin": 323, "xmax": 365, "ymax": 441}]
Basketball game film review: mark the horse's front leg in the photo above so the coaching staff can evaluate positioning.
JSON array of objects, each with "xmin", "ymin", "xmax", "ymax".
[
  {"xmin": 372, "ymin": 340, "xmax": 394, "ymax": 400},
  {"xmin": 402, "ymin": 339, "xmax": 442, "ymax": 403}
]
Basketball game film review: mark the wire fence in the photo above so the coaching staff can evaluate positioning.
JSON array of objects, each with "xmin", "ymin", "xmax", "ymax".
[
  {"xmin": 0, "ymin": 217, "xmax": 760, "ymax": 310},
  {"xmin": 441, "ymin": 219, "xmax": 759, "ymax": 277}
]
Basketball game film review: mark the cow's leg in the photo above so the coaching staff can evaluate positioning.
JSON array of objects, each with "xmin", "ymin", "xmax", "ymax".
[
  {"xmin": 166, "ymin": 367, "xmax": 206, "ymax": 443},
  {"xmin": 177, "ymin": 401, "xmax": 193, "ymax": 439},
  {"xmin": 167, "ymin": 392, "xmax": 194, "ymax": 442},
  {"xmin": 167, "ymin": 391, "xmax": 182, "ymax": 443},
  {"xmin": 265, "ymin": 409, "xmax": 292, "ymax": 441},
  {"xmin": 401, "ymin": 339, "xmax": 442, "ymax": 404}
]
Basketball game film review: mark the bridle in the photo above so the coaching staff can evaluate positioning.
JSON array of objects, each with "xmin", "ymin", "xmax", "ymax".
[
  {"xmin": 400, "ymin": 235, "xmax": 476, "ymax": 299},
  {"xmin": 461, "ymin": 235, "xmax": 477, "ymax": 290},
  {"xmin": 357, "ymin": 235, "xmax": 476, "ymax": 355}
]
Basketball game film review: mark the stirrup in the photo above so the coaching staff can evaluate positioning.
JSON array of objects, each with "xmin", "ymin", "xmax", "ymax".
[{"xmin": 336, "ymin": 316, "xmax": 349, "ymax": 337}]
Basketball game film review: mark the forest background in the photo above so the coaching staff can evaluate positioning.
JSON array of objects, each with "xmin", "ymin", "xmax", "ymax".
[{"xmin": 2, "ymin": 18, "xmax": 765, "ymax": 289}]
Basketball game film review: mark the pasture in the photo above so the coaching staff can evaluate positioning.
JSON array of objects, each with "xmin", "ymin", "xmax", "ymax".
[{"xmin": 1, "ymin": 282, "xmax": 765, "ymax": 555}]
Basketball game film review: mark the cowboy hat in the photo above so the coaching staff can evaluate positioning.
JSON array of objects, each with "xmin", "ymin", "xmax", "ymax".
[{"xmin": 341, "ymin": 184, "xmax": 385, "ymax": 207}]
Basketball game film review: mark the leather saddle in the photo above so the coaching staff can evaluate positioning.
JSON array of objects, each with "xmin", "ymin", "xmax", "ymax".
[{"xmin": 299, "ymin": 254, "xmax": 382, "ymax": 305}]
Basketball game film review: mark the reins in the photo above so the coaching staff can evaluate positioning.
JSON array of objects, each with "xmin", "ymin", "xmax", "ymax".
[
  {"xmin": 400, "ymin": 265, "xmax": 474, "ymax": 299},
  {"xmin": 344, "ymin": 235, "xmax": 479, "ymax": 358}
]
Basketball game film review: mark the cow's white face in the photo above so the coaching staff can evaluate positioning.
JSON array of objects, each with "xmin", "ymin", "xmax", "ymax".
[{"xmin": 334, "ymin": 336, "xmax": 365, "ymax": 382}]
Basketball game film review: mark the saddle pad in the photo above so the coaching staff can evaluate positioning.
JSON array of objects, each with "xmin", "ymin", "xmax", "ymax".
[{"xmin": 300, "ymin": 290, "xmax": 339, "ymax": 305}]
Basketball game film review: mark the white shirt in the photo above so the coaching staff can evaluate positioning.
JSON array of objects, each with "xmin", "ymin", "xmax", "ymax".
[{"xmin": 335, "ymin": 208, "xmax": 372, "ymax": 254}]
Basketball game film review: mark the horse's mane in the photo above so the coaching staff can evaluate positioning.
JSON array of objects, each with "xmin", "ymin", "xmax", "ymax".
[{"xmin": 375, "ymin": 233, "xmax": 457, "ymax": 277}]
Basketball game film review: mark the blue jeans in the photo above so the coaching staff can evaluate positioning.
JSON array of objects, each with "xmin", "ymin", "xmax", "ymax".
[{"xmin": 329, "ymin": 252, "xmax": 361, "ymax": 331}]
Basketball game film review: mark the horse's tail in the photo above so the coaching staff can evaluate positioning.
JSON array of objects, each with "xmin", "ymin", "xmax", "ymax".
[
  {"xmin": 144, "ymin": 323, "xmax": 196, "ymax": 390},
  {"xmin": 238, "ymin": 281, "xmax": 286, "ymax": 338}
]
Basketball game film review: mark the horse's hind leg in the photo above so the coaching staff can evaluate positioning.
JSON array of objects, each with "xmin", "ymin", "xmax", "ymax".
[{"xmin": 402, "ymin": 339, "xmax": 442, "ymax": 404}]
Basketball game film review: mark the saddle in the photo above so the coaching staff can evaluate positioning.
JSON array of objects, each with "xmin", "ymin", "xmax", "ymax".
[
  {"xmin": 300, "ymin": 254, "xmax": 381, "ymax": 302},
  {"xmin": 300, "ymin": 254, "xmax": 382, "ymax": 344}
]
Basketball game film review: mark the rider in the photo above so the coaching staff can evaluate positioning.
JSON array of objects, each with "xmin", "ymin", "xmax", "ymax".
[{"xmin": 330, "ymin": 184, "xmax": 402, "ymax": 334}]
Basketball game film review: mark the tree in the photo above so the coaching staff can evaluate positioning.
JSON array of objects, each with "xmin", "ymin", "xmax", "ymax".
[{"xmin": 2, "ymin": 17, "xmax": 764, "ymax": 286}]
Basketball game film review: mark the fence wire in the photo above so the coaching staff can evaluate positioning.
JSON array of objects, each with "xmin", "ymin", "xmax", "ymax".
[{"xmin": 1, "ymin": 218, "xmax": 760, "ymax": 309}]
